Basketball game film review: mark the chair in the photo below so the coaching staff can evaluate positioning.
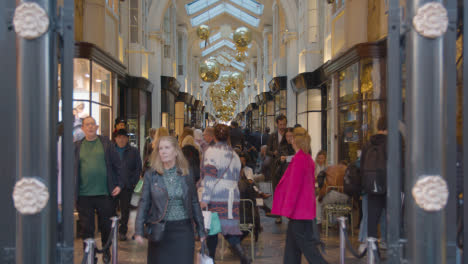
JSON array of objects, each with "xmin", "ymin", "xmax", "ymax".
[
  {"xmin": 322, "ymin": 186, "xmax": 353, "ymax": 237},
  {"xmin": 221, "ymin": 199, "xmax": 255, "ymax": 260}
]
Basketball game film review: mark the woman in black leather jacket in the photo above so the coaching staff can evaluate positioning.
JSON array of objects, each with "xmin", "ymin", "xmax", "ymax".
[{"xmin": 134, "ymin": 136, "xmax": 206, "ymax": 264}]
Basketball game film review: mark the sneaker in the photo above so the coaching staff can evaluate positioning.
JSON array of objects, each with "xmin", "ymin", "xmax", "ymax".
[
  {"xmin": 118, "ymin": 233, "xmax": 127, "ymax": 241},
  {"xmin": 358, "ymin": 243, "xmax": 367, "ymax": 254}
]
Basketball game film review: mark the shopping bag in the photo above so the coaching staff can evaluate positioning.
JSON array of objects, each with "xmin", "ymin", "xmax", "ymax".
[
  {"xmin": 130, "ymin": 192, "xmax": 141, "ymax": 207},
  {"xmin": 134, "ymin": 179, "xmax": 144, "ymax": 194},
  {"xmin": 208, "ymin": 212, "xmax": 222, "ymax": 236},
  {"xmin": 202, "ymin": 210, "xmax": 212, "ymax": 230},
  {"xmin": 196, "ymin": 242, "xmax": 214, "ymax": 264}
]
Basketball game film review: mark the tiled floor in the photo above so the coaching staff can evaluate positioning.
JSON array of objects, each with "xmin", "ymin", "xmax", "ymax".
[{"xmin": 74, "ymin": 210, "xmax": 376, "ymax": 263}]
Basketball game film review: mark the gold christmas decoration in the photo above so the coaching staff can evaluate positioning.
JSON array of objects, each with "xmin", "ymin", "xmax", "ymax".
[
  {"xmin": 197, "ymin": 25, "xmax": 211, "ymax": 41},
  {"xmin": 231, "ymin": 72, "xmax": 244, "ymax": 86},
  {"xmin": 233, "ymin": 27, "xmax": 252, "ymax": 48},
  {"xmin": 208, "ymin": 73, "xmax": 240, "ymax": 121},
  {"xmin": 199, "ymin": 59, "xmax": 220, "ymax": 82},
  {"xmin": 235, "ymin": 51, "xmax": 246, "ymax": 62}
]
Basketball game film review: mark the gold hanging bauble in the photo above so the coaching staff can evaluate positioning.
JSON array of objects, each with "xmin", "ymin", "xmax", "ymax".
[
  {"xmin": 197, "ymin": 25, "xmax": 211, "ymax": 41},
  {"xmin": 225, "ymin": 85, "xmax": 232, "ymax": 93},
  {"xmin": 230, "ymin": 72, "xmax": 244, "ymax": 86},
  {"xmin": 235, "ymin": 51, "xmax": 246, "ymax": 62},
  {"xmin": 199, "ymin": 59, "xmax": 220, "ymax": 82},
  {"xmin": 233, "ymin": 27, "xmax": 252, "ymax": 48}
]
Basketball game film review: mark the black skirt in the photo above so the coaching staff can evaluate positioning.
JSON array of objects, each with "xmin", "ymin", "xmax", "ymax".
[{"xmin": 147, "ymin": 219, "xmax": 195, "ymax": 264}]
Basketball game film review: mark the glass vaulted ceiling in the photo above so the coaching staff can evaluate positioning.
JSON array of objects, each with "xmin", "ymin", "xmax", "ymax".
[
  {"xmin": 201, "ymin": 39, "xmax": 236, "ymax": 57},
  {"xmin": 187, "ymin": 0, "xmax": 264, "ymax": 27}
]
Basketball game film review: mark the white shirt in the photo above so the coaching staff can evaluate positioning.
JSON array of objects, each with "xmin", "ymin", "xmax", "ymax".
[{"xmin": 278, "ymin": 132, "xmax": 283, "ymax": 144}]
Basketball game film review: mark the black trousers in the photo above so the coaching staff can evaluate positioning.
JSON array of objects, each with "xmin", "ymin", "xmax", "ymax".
[
  {"xmin": 368, "ymin": 193, "xmax": 386, "ymax": 239},
  {"xmin": 206, "ymin": 234, "xmax": 241, "ymax": 260},
  {"xmin": 147, "ymin": 219, "xmax": 194, "ymax": 264},
  {"xmin": 117, "ymin": 188, "xmax": 132, "ymax": 235},
  {"xmin": 284, "ymin": 219, "xmax": 327, "ymax": 264},
  {"xmin": 76, "ymin": 195, "xmax": 116, "ymax": 245}
]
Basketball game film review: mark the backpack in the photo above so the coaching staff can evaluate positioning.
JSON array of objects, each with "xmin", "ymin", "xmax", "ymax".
[
  {"xmin": 343, "ymin": 162, "xmax": 361, "ymax": 198},
  {"xmin": 362, "ymin": 142, "xmax": 387, "ymax": 194}
]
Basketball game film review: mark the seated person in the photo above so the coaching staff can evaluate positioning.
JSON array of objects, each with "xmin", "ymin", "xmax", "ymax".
[{"xmin": 318, "ymin": 161, "xmax": 350, "ymax": 206}]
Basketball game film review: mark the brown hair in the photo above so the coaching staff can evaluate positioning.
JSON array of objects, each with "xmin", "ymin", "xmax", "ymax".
[
  {"xmin": 214, "ymin": 124, "xmax": 230, "ymax": 142},
  {"xmin": 315, "ymin": 150, "xmax": 327, "ymax": 160},
  {"xmin": 293, "ymin": 127, "xmax": 311, "ymax": 153},
  {"xmin": 179, "ymin": 127, "xmax": 194, "ymax": 146},
  {"xmin": 151, "ymin": 136, "xmax": 189, "ymax": 176}
]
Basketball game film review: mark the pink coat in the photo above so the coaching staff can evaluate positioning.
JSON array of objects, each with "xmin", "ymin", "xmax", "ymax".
[{"xmin": 271, "ymin": 150, "xmax": 317, "ymax": 220}]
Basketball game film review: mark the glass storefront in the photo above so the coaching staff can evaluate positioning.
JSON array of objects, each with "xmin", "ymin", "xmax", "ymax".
[{"xmin": 73, "ymin": 58, "xmax": 113, "ymax": 141}]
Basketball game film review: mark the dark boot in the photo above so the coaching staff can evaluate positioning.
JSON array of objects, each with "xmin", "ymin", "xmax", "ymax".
[{"xmin": 232, "ymin": 244, "xmax": 251, "ymax": 264}]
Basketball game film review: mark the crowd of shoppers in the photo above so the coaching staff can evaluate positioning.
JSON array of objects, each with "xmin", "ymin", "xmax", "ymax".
[{"xmin": 74, "ymin": 112, "xmax": 395, "ymax": 264}]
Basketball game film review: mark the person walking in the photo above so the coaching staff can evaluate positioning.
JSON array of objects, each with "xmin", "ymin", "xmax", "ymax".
[
  {"xmin": 114, "ymin": 129, "xmax": 142, "ymax": 241},
  {"xmin": 200, "ymin": 124, "xmax": 251, "ymax": 264},
  {"xmin": 74, "ymin": 116, "xmax": 122, "ymax": 264},
  {"xmin": 181, "ymin": 135, "xmax": 202, "ymax": 183},
  {"xmin": 267, "ymin": 115, "xmax": 289, "ymax": 224},
  {"xmin": 271, "ymin": 127, "xmax": 327, "ymax": 264},
  {"xmin": 134, "ymin": 136, "xmax": 206, "ymax": 264}
]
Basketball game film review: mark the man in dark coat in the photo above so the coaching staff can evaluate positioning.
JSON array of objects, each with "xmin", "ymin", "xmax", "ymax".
[
  {"xmin": 230, "ymin": 121, "xmax": 244, "ymax": 149},
  {"xmin": 74, "ymin": 117, "xmax": 122, "ymax": 263},
  {"xmin": 114, "ymin": 129, "xmax": 142, "ymax": 241},
  {"xmin": 266, "ymin": 115, "xmax": 288, "ymax": 223}
]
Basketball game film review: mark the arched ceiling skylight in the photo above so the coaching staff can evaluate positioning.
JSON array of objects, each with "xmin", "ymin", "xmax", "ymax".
[
  {"xmin": 189, "ymin": 2, "xmax": 261, "ymax": 27},
  {"xmin": 201, "ymin": 39, "xmax": 236, "ymax": 56}
]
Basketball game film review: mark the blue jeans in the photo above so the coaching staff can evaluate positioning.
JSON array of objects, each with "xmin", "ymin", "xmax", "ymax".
[{"xmin": 358, "ymin": 194, "xmax": 386, "ymax": 243}]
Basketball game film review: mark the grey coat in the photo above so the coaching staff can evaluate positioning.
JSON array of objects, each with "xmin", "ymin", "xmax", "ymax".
[{"xmin": 134, "ymin": 169, "xmax": 206, "ymax": 238}]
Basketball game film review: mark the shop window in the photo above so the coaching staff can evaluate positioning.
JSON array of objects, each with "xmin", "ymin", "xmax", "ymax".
[
  {"xmin": 360, "ymin": 58, "xmax": 385, "ymax": 100},
  {"xmin": 130, "ymin": 0, "xmax": 139, "ymax": 43},
  {"xmin": 72, "ymin": 59, "xmax": 113, "ymax": 140},
  {"xmin": 338, "ymin": 63, "xmax": 359, "ymax": 103},
  {"xmin": 338, "ymin": 104, "xmax": 360, "ymax": 162}
]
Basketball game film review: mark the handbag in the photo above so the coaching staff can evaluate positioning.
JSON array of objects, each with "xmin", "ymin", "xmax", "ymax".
[
  {"xmin": 143, "ymin": 174, "xmax": 168, "ymax": 243},
  {"xmin": 134, "ymin": 178, "xmax": 144, "ymax": 193},
  {"xmin": 143, "ymin": 221, "xmax": 166, "ymax": 243}
]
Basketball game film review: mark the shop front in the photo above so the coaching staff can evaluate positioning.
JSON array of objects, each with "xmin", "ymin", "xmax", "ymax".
[
  {"xmin": 72, "ymin": 42, "xmax": 126, "ymax": 141},
  {"xmin": 192, "ymin": 100, "xmax": 204, "ymax": 128},
  {"xmin": 323, "ymin": 40, "xmax": 386, "ymax": 163},
  {"xmin": 119, "ymin": 76, "xmax": 153, "ymax": 151},
  {"xmin": 245, "ymin": 103, "xmax": 258, "ymax": 132},
  {"xmin": 175, "ymin": 92, "xmax": 195, "ymax": 135},
  {"xmin": 291, "ymin": 68, "xmax": 327, "ymax": 157},
  {"xmin": 269, "ymin": 76, "xmax": 287, "ymax": 117},
  {"xmin": 161, "ymin": 76, "xmax": 180, "ymax": 133}
]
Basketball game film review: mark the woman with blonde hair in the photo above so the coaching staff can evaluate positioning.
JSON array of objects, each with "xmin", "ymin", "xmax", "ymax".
[
  {"xmin": 151, "ymin": 127, "xmax": 169, "ymax": 150},
  {"xmin": 271, "ymin": 127, "xmax": 327, "ymax": 264},
  {"xmin": 134, "ymin": 136, "xmax": 206, "ymax": 263}
]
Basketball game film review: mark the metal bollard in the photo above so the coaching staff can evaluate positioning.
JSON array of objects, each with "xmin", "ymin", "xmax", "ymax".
[
  {"xmin": 110, "ymin": 216, "xmax": 120, "ymax": 264},
  {"xmin": 367, "ymin": 237, "xmax": 378, "ymax": 264},
  {"xmin": 337, "ymin": 217, "xmax": 347, "ymax": 264},
  {"xmin": 84, "ymin": 238, "xmax": 96, "ymax": 264}
]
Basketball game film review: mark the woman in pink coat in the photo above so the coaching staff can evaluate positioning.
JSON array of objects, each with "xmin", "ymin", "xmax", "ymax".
[{"xmin": 272, "ymin": 127, "xmax": 328, "ymax": 264}]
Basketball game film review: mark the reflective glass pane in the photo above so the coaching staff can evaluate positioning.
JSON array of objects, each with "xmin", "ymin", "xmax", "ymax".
[
  {"xmin": 297, "ymin": 113, "xmax": 307, "ymax": 129},
  {"xmin": 73, "ymin": 59, "xmax": 90, "ymax": 100},
  {"xmin": 92, "ymin": 103, "xmax": 112, "ymax": 138},
  {"xmin": 267, "ymin": 101, "xmax": 274, "ymax": 115},
  {"xmin": 186, "ymin": 0, "xmax": 220, "ymax": 15},
  {"xmin": 280, "ymin": 90, "xmax": 287, "ymax": 109},
  {"xmin": 190, "ymin": 3, "xmax": 260, "ymax": 27},
  {"xmin": 338, "ymin": 104, "xmax": 360, "ymax": 163},
  {"xmin": 229, "ymin": 0, "xmax": 264, "ymax": 15},
  {"xmin": 308, "ymin": 112, "xmax": 322, "ymax": 157},
  {"xmin": 73, "ymin": 101, "xmax": 90, "ymax": 142},
  {"xmin": 338, "ymin": 63, "xmax": 359, "ymax": 103},
  {"xmin": 362, "ymin": 100, "xmax": 385, "ymax": 142},
  {"xmin": 361, "ymin": 58, "xmax": 385, "ymax": 100},
  {"xmin": 307, "ymin": 89, "xmax": 322, "ymax": 111},
  {"xmin": 201, "ymin": 39, "xmax": 236, "ymax": 57},
  {"xmin": 297, "ymin": 90, "xmax": 307, "ymax": 113},
  {"xmin": 92, "ymin": 62, "xmax": 112, "ymax": 105}
]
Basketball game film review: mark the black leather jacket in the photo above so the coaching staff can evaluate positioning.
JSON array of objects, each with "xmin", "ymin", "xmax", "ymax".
[{"xmin": 135, "ymin": 169, "xmax": 206, "ymax": 238}]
